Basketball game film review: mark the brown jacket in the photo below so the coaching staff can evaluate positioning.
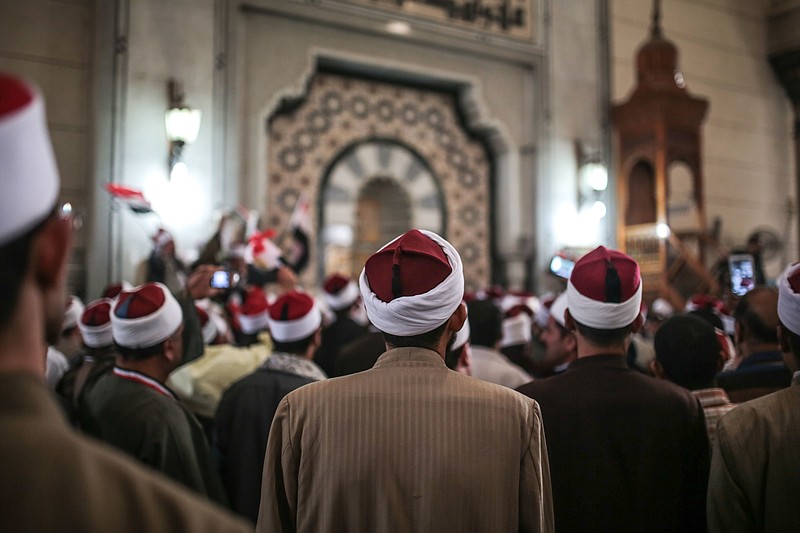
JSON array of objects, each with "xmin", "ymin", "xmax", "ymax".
[
  {"xmin": 0, "ymin": 373, "xmax": 252, "ymax": 533},
  {"xmin": 517, "ymin": 354, "xmax": 710, "ymax": 533},
  {"xmin": 708, "ymin": 381, "xmax": 800, "ymax": 532},
  {"xmin": 257, "ymin": 347, "xmax": 554, "ymax": 532}
]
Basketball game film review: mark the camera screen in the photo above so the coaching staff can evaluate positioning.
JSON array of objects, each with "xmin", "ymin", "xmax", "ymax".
[
  {"xmin": 549, "ymin": 256, "xmax": 575, "ymax": 279},
  {"xmin": 210, "ymin": 271, "xmax": 231, "ymax": 289},
  {"xmin": 729, "ymin": 255, "xmax": 755, "ymax": 297}
]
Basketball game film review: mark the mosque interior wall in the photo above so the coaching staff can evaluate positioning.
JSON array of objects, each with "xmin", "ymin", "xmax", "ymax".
[
  {"xmin": 0, "ymin": 0, "xmax": 796, "ymax": 298},
  {"xmin": 611, "ymin": 0, "xmax": 796, "ymax": 281},
  {"xmin": 235, "ymin": 2, "xmax": 545, "ymax": 290},
  {"xmin": 0, "ymin": 0, "xmax": 94, "ymax": 296}
]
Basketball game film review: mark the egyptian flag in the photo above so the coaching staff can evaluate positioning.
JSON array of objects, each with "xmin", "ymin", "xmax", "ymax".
[
  {"xmin": 105, "ymin": 183, "xmax": 153, "ymax": 214},
  {"xmin": 285, "ymin": 193, "xmax": 311, "ymax": 273},
  {"xmin": 245, "ymin": 229, "xmax": 284, "ymax": 271}
]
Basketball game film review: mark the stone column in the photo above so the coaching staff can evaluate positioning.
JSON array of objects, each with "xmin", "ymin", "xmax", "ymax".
[
  {"xmin": 769, "ymin": 0, "xmax": 800, "ymax": 254},
  {"xmin": 769, "ymin": 51, "xmax": 800, "ymax": 253}
]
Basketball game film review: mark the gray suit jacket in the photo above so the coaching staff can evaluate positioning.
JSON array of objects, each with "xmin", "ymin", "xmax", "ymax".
[
  {"xmin": 257, "ymin": 347, "xmax": 554, "ymax": 532},
  {"xmin": 708, "ymin": 381, "xmax": 800, "ymax": 533}
]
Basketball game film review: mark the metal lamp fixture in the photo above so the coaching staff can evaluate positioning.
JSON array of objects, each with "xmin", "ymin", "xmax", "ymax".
[
  {"xmin": 574, "ymin": 141, "xmax": 609, "ymax": 221},
  {"xmin": 165, "ymin": 79, "xmax": 201, "ymax": 173},
  {"xmin": 578, "ymin": 159, "xmax": 608, "ymax": 220}
]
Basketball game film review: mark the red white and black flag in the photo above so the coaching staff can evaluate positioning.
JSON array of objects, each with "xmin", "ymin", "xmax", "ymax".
[
  {"xmin": 105, "ymin": 183, "xmax": 153, "ymax": 214},
  {"xmin": 285, "ymin": 193, "xmax": 311, "ymax": 274}
]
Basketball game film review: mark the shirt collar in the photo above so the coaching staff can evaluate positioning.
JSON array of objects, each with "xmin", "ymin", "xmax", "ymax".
[
  {"xmin": 372, "ymin": 347, "xmax": 446, "ymax": 369},
  {"xmin": 261, "ymin": 352, "xmax": 327, "ymax": 381},
  {"xmin": 112, "ymin": 367, "xmax": 176, "ymax": 399},
  {"xmin": 739, "ymin": 350, "xmax": 784, "ymax": 368},
  {"xmin": 692, "ymin": 387, "xmax": 733, "ymax": 407},
  {"xmin": 568, "ymin": 353, "xmax": 629, "ymax": 371}
]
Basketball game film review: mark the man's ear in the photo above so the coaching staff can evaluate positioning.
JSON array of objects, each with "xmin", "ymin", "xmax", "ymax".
[
  {"xmin": 650, "ymin": 359, "xmax": 667, "ymax": 380},
  {"xmin": 162, "ymin": 329, "xmax": 183, "ymax": 364},
  {"xmin": 778, "ymin": 324, "xmax": 800, "ymax": 373},
  {"xmin": 564, "ymin": 309, "xmax": 576, "ymax": 332},
  {"xmin": 448, "ymin": 302, "xmax": 467, "ymax": 332},
  {"xmin": 312, "ymin": 327, "xmax": 323, "ymax": 350},
  {"xmin": 734, "ymin": 321, "xmax": 744, "ymax": 346},
  {"xmin": 32, "ymin": 216, "xmax": 72, "ymax": 288},
  {"xmin": 630, "ymin": 313, "xmax": 645, "ymax": 334},
  {"xmin": 564, "ymin": 330, "xmax": 577, "ymax": 352},
  {"xmin": 778, "ymin": 323, "xmax": 790, "ymax": 353}
]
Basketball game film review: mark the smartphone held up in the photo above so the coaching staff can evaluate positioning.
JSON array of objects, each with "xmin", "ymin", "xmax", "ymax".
[
  {"xmin": 728, "ymin": 254, "xmax": 755, "ymax": 297},
  {"xmin": 210, "ymin": 270, "xmax": 240, "ymax": 289}
]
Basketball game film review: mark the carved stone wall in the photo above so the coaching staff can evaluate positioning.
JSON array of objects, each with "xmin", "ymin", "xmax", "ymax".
[{"xmin": 267, "ymin": 71, "xmax": 491, "ymax": 290}]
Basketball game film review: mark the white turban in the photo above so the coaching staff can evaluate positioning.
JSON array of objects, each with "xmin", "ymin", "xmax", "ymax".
[
  {"xmin": 778, "ymin": 263, "xmax": 800, "ymax": 336},
  {"xmin": 359, "ymin": 230, "xmax": 464, "ymax": 336},
  {"xmin": 0, "ymin": 74, "xmax": 59, "ymax": 245}
]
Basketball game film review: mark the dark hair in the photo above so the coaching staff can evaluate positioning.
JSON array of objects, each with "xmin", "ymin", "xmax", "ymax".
[
  {"xmin": 86, "ymin": 344, "xmax": 118, "ymax": 358},
  {"xmin": 654, "ymin": 314, "xmax": 720, "ymax": 389},
  {"xmin": 383, "ymin": 322, "xmax": 448, "ymax": 351},
  {"xmin": 0, "ymin": 209, "xmax": 56, "ymax": 327},
  {"xmin": 445, "ymin": 343, "xmax": 466, "ymax": 370},
  {"xmin": 235, "ymin": 332, "xmax": 260, "ymax": 348},
  {"xmin": 574, "ymin": 321, "xmax": 632, "ymax": 347},
  {"xmin": 333, "ymin": 306, "xmax": 354, "ymax": 320},
  {"xmin": 466, "ymin": 299, "xmax": 503, "ymax": 348},
  {"xmin": 501, "ymin": 343, "xmax": 527, "ymax": 359},
  {"xmin": 783, "ymin": 324, "xmax": 800, "ymax": 367},
  {"xmin": 734, "ymin": 288, "xmax": 779, "ymax": 344},
  {"xmin": 272, "ymin": 331, "xmax": 317, "ymax": 355},
  {"xmin": 115, "ymin": 341, "xmax": 167, "ymax": 361},
  {"xmin": 687, "ymin": 309, "xmax": 724, "ymax": 331}
]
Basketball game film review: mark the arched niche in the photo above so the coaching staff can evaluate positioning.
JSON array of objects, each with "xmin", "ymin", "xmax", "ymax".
[
  {"xmin": 625, "ymin": 160, "xmax": 657, "ymax": 226},
  {"xmin": 322, "ymin": 140, "xmax": 440, "ymax": 278},
  {"xmin": 266, "ymin": 70, "xmax": 491, "ymax": 290},
  {"xmin": 351, "ymin": 177, "xmax": 413, "ymax": 275}
]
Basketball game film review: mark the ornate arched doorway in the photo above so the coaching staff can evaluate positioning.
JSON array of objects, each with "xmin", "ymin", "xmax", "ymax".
[
  {"xmin": 266, "ymin": 69, "xmax": 492, "ymax": 290},
  {"xmin": 320, "ymin": 139, "xmax": 443, "ymax": 279}
]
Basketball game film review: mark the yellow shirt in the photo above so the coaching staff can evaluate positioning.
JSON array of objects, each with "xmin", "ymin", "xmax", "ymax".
[{"xmin": 168, "ymin": 334, "xmax": 272, "ymax": 418}]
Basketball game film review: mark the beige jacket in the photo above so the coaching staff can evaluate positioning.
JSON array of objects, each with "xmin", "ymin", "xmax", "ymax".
[{"xmin": 257, "ymin": 347, "xmax": 554, "ymax": 532}]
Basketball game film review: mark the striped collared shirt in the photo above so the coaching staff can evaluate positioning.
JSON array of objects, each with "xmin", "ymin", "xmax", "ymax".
[{"xmin": 692, "ymin": 387, "xmax": 737, "ymax": 445}]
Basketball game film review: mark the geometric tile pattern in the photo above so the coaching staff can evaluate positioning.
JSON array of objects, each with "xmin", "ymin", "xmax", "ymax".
[{"xmin": 267, "ymin": 71, "xmax": 491, "ymax": 290}]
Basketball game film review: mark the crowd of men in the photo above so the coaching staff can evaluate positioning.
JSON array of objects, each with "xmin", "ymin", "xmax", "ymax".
[{"xmin": 3, "ymin": 71, "xmax": 800, "ymax": 532}]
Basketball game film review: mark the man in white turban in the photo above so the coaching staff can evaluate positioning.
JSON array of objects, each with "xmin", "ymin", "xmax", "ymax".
[
  {"xmin": 257, "ymin": 229, "xmax": 554, "ymax": 532},
  {"xmin": 516, "ymin": 245, "xmax": 709, "ymax": 533},
  {"xmin": 0, "ymin": 72, "xmax": 250, "ymax": 532}
]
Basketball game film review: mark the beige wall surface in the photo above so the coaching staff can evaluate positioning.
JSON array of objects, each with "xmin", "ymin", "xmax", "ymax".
[
  {"xmin": 543, "ymin": 0, "xmax": 609, "ymax": 256},
  {"xmin": 234, "ymin": 1, "xmax": 610, "ymax": 291},
  {"xmin": 116, "ymin": 0, "xmax": 218, "ymax": 285},
  {"xmin": 611, "ymin": 0, "xmax": 796, "ymax": 280},
  {"xmin": 19, "ymin": 0, "xmax": 788, "ymax": 293},
  {"xmin": 0, "ymin": 0, "xmax": 609, "ymax": 294},
  {"xmin": 0, "ymin": 0, "xmax": 94, "ymax": 297}
]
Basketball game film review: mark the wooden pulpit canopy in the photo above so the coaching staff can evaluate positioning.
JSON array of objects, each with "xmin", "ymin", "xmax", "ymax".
[{"xmin": 612, "ymin": 1, "xmax": 710, "ymax": 306}]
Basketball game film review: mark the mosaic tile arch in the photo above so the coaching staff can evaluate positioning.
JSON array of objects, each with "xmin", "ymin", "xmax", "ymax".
[
  {"xmin": 267, "ymin": 71, "xmax": 492, "ymax": 291},
  {"xmin": 323, "ymin": 138, "xmax": 445, "ymax": 234}
]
